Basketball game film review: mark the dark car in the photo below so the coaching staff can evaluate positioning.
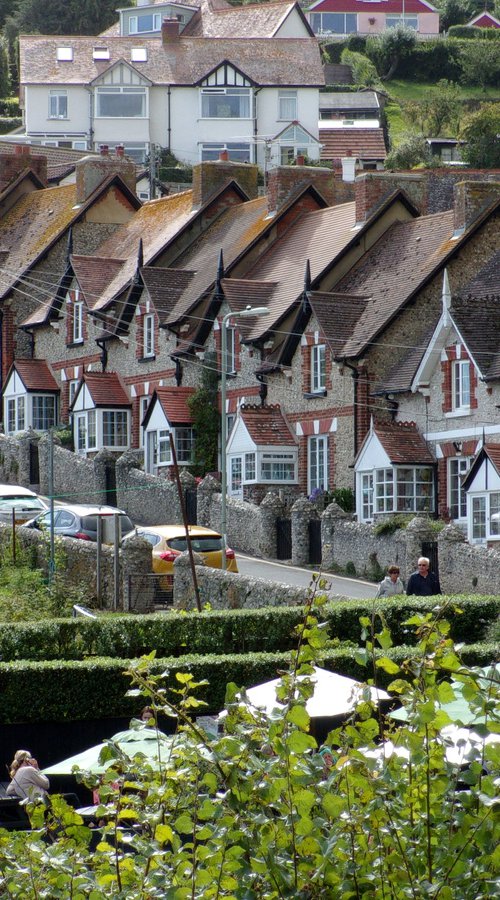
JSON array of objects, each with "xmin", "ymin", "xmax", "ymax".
[{"xmin": 22, "ymin": 504, "xmax": 134, "ymax": 542}]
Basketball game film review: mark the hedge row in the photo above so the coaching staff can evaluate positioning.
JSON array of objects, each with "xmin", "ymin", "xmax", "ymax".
[
  {"xmin": 448, "ymin": 25, "xmax": 500, "ymax": 40},
  {"xmin": 0, "ymin": 596, "xmax": 497, "ymax": 662},
  {"xmin": 0, "ymin": 642, "xmax": 496, "ymax": 724}
]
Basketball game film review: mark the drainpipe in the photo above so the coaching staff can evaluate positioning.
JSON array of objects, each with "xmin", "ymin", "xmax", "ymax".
[
  {"xmin": 0, "ymin": 307, "xmax": 3, "ymax": 397},
  {"xmin": 87, "ymin": 88, "xmax": 94, "ymax": 151},
  {"xmin": 342, "ymin": 358, "xmax": 359, "ymax": 457},
  {"xmin": 253, "ymin": 88, "xmax": 261, "ymax": 166},
  {"xmin": 167, "ymin": 85, "xmax": 171, "ymax": 153},
  {"xmin": 96, "ymin": 338, "xmax": 108, "ymax": 372}
]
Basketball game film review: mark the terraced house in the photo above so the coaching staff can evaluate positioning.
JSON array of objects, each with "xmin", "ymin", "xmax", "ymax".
[{"xmin": 1, "ymin": 139, "xmax": 498, "ymax": 542}]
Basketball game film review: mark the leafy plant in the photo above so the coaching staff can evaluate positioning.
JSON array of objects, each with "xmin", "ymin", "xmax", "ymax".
[
  {"xmin": 187, "ymin": 350, "xmax": 220, "ymax": 477},
  {"xmin": 0, "ymin": 595, "xmax": 497, "ymax": 897},
  {"xmin": 373, "ymin": 514, "xmax": 414, "ymax": 535}
]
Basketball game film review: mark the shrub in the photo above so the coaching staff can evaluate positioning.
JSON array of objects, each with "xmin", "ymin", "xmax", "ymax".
[
  {"xmin": 449, "ymin": 25, "xmax": 500, "ymax": 39},
  {"xmin": 0, "ymin": 97, "xmax": 20, "ymax": 116},
  {"xmin": 385, "ymin": 133, "xmax": 432, "ymax": 169},
  {"xmin": 0, "ymin": 117, "xmax": 22, "ymax": 134},
  {"xmin": 340, "ymin": 48, "xmax": 380, "ymax": 87}
]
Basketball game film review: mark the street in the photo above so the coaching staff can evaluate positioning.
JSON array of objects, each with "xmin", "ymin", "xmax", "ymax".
[{"xmin": 236, "ymin": 554, "xmax": 378, "ymax": 601}]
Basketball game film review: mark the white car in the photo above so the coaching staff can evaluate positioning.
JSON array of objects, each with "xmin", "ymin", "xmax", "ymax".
[{"xmin": 0, "ymin": 484, "xmax": 48, "ymax": 525}]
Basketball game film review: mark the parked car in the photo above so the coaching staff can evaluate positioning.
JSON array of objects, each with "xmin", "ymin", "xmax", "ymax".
[
  {"xmin": 0, "ymin": 485, "xmax": 48, "ymax": 525},
  {"xmin": 124, "ymin": 525, "xmax": 238, "ymax": 573},
  {"xmin": 22, "ymin": 504, "xmax": 134, "ymax": 542}
]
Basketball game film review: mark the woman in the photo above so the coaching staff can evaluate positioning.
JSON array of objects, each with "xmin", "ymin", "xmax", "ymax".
[
  {"xmin": 376, "ymin": 565, "xmax": 405, "ymax": 598},
  {"xmin": 6, "ymin": 750, "xmax": 50, "ymax": 801}
]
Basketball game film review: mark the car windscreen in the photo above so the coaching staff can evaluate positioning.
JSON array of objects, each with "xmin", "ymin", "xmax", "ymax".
[
  {"xmin": 0, "ymin": 498, "xmax": 44, "ymax": 509},
  {"xmin": 81, "ymin": 514, "xmax": 134, "ymax": 535},
  {"xmin": 168, "ymin": 535, "xmax": 223, "ymax": 553}
]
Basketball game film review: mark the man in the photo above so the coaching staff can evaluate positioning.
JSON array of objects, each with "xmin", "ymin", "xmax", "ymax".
[{"xmin": 406, "ymin": 556, "xmax": 441, "ymax": 596}]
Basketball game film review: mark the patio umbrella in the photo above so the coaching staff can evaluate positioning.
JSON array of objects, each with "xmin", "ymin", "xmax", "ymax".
[
  {"xmin": 43, "ymin": 726, "xmax": 175, "ymax": 775},
  {"xmin": 390, "ymin": 663, "xmax": 500, "ymax": 727},
  {"xmin": 225, "ymin": 666, "xmax": 390, "ymax": 719}
]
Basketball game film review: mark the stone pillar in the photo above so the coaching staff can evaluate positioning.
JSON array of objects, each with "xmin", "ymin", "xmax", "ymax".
[
  {"xmin": 172, "ymin": 550, "xmax": 204, "ymax": 610},
  {"xmin": 121, "ymin": 535, "xmax": 155, "ymax": 613},
  {"xmin": 93, "ymin": 449, "xmax": 116, "ymax": 506},
  {"xmin": 197, "ymin": 474, "xmax": 220, "ymax": 527},
  {"xmin": 320, "ymin": 501, "xmax": 349, "ymax": 571},
  {"xmin": 437, "ymin": 523, "xmax": 466, "ymax": 595},
  {"xmin": 37, "ymin": 431, "xmax": 61, "ymax": 495},
  {"xmin": 14, "ymin": 428, "xmax": 39, "ymax": 488},
  {"xmin": 291, "ymin": 496, "xmax": 317, "ymax": 567},
  {"xmin": 259, "ymin": 491, "xmax": 285, "ymax": 559},
  {"xmin": 404, "ymin": 517, "xmax": 436, "ymax": 581}
]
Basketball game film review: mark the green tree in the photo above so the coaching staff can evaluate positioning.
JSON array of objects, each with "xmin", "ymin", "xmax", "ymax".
[
  {"xmin": 187, "ymin": 350, "xmax": 220, "ymax": 477},
  {"xmin": 0, "ymin": 37, "xmax": 11, "ymax": 98},
  {"xmin": 421, "ymin": 79, "xmax": 461, "ymax": 136},
  {"xmin": 461, "ymin": 103, "xmax": 500, "ymax": 167},
  {"xmin": 367, "ymin": 25, "xmax": 417, "ymax": 81},
  {"xmin": 340, "ymin": 48, "xmax": 380, "ymax": 88},
  {"xmin": 460, "ymin": 40, "xmax": 500, "ymax": 87},
  {"xmin": 10, "ymin": 0, "xmax": 118, "ymax": 36},
  {"xmin": 385, "ymin": 132, "xmax": 433, "ymax": 169}
]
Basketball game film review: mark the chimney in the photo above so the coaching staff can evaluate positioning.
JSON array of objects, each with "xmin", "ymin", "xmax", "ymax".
[
  {"xmin": 341, "ymin": 154, "xmax": 356, "ymax": 183},
  {"xmin": 75, "ymin": 149, "xmax": 137, "ymax": 203},
  {"xmin": 162, "ymin": 18, "xmax": 180, "ymax": 42},
  {"xmin": 453, "ymin": 180, "xmax": 500, "ymax": 235},
  {"xmin": 191, "ymin": 158, "xmax": 258, "ymax": 209},
  {"xmin": 116, "ymin": 145, "xmax": 125, "ymax": 158},
  {"xmin": 0, "ymin": 144, "xmax": 48, "ymax": 191},
  {"xmin": 266, "ymin": 164, "xmax": 334, "ymax": 216},
  {"xmin": 219, "ymin": 150, "xmax": 229, "ymax": 162}
]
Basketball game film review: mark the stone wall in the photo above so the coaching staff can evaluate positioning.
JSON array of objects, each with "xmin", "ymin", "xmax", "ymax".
[{"xmin": 115, "ymin": 450, "xmax": 181, "ymax": 525}]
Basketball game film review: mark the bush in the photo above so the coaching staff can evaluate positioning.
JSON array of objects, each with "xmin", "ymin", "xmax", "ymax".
[
  {"xmin": 340, "ymin": 48, "xmax": 380, "ymax": 87},
  {"xmin": 385, "ymin": 132, "xmax": 432, "ymax": 169},
  {"xmin": 0, "ymin": 117, "xmax": 22, "ymax": 134},
  {"xmin": 0, "ymin": 596, "xmax": 497, "ymax": 664},
  {"xmin": 393, "ymin": 39, "xmax": 463, "ymax": 82},
  {"xmin": 0, "ymin": 97, "xmax": 20, "ymax": 116},
  {"xmin": 448, "ymin": 25, "xmax": 500, "ymax": 39}
]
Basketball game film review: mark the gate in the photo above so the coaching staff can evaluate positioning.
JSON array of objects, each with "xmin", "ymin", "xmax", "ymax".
[
  {"xmin": 104, "ymin": 460, "xmax": 117, "ymax": 508},
  {"xmin": 185, "ymin": 488, "xmax": 197, "ymax": 525},
  {"xmin": 422, "ymin": 540, "xmax": 439, "ymax": 578},
  {"xmin": 29, "ymin": 442, "xmax": 39, "ymax": 488},
  {"xmin": 276, "ymin": 517, "xmax": 292, "ymax": 560},
  {"xmin": 308, "ymin": 519, "xmax": 322, "ymax": 566}
]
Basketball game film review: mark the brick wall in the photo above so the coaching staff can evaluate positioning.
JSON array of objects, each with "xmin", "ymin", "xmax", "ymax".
[
  {"xmin": 454, "ymin": 180, "xmax": 500, "ymax": 233},
  {"xmin": 0, "ymin": 146, "xmax": 47, "ymax": 191},
  {"xmin": 267, "ymin": 164, "xmax": 335, "ymax": 215},
  {"xmin": 191, "ymin": 160, "xmax": 259, "ymax": 209}
]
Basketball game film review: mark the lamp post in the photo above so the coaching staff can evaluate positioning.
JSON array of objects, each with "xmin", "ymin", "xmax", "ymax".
[{"xmin": 220, "ymin": 305, "xmax": 269, "ymax": 568}]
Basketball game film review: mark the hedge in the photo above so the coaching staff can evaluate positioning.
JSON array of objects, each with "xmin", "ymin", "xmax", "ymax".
[
  {"xmin": 448, "ymin": 25, "xmax": 500, "ymax": 40},
  {"xmin": 0, "ymin": 118, "xmax": 22, "ymax": 135},
  {"xmin": 0, "ymin": 596, "xmax": 497, "ymax": 662},
  {"xmin": 0, "ymin": 642, "xmax": 496, "ymax": 724}
]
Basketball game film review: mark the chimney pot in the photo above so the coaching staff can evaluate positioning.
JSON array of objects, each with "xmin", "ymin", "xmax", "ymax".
[
  {"xmin": 100, "ymin": 145, "xmax": 109, "ymax": 156},
  {"xmin": 116, "ymin": 145, "xmax": 125, "ymax": 157},
  {"xmin": 219, "ymin": 150, "xmax": 229, "ymax": 162}
]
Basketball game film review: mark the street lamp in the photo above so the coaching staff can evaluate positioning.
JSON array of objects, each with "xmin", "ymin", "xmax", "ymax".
[{"xmin": 220, "ymin": 305, "xmax": 269, "ymax": 568}]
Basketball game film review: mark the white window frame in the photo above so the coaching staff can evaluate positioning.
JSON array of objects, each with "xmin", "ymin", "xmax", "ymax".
[
  {"xmin": 260, "ymin": 452, "xmax": 297, "ymax": 483},
  {"xmin": 386, "ymin": 15, "xmax": 418, "ymax": 30},
  {"xmin": 139, "ymin": 396, "xmax": 150, "ymax": 448},
  {"xmin": 225, "ymin": 326, "xmax": 236, "ymax": 375},
  {"xmin": 452, "ymin": 359, "xmax": 471, "ymax": 413},
  {"xmin": 311, "ymin": 344, "xmax": 326, "ymax": 393},
  {"xmin": 95, "ymin": 86, "xmax": 147, "ymax": 119},
  {"xmin": 310, "ymin": 12, "xmax": 357, "ymax": 35},
  {"xmin": 68, "ymin": 379, "xmax": 79, "ymax": 410},
  {"xmin": 102, "ymin": 410, "xmax": 129, "ymax": 449},
  {"xmin": 143, "ymin": 313, "xmax": 155, "ymax": 358},
  {"xmin": 201, "ymin": 143, "xmax": 251, "ymax": 162},
  {"xmin": 470, "ymin": 492, "xmax": 500, "ymax": 543},
  {"xmin": 448, "ymin": 457, "xmax": 471, "ymax": 521},
  {"xmin": 278, "ymin": 90, "xmax": 297, "ymax": 121},
  {"xmin": 244, "ymin": 452, "xmax": 256, "ymax": 482},
  {"xmin": 361, "ymin": 472, "xmax": 374, "ymax": 522},
  {"xmin": 308, "ymin": 435, "xmax": 328, "ymax": 496},
  {"xmin": 200, "ymin": 88, "xmax": 251, "ymax": 120},
  {"xmin": 6, "ymin": 396, "xmax": 25, "ymax": 434},
  {"xmin": 73, "ymin": 298, "xmax": 83, "ymax": 344},
  {"xmin": 75, "ymin": 409, "xmax": 96, "ymax": 455},
  {"xmin": 374, "ymin": 466, "xmax": 434, "ymax": 516},
  {"xmin": 129, "ymin": 13, "xmax": 161, "ymax": 33},
  {"xmin": 230, "ymin": 456, "xmax": 242, "ymax": 494},
  {"xmin": 175, "ymin": 427, "xmax": 194, "ymax": 464},
  {"xmin": 32, "ymin": 395, "xmax": 57, "ymax": 431},
  {"xmin": 48, "ymin": 90, "xmax": 68, "ymax": 119}
]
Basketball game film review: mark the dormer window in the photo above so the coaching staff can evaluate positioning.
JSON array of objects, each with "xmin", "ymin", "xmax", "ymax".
[
  {"xmin": 93, "ymin": 47, "xmax": 110, "ymax": 60},
  {"xmin": 57, "ymin": 47, "xmax": 73, "ymax": 61},
  {"xmin": 129, "ymin": 13, "xmax": 161, "ymax": 34}
]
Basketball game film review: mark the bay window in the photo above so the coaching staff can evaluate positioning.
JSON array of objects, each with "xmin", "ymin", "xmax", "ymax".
[
  {"xmin": 103, "ymin": 411, "xmax": 128, "ymax": 448},
  {"xmin": 261, "ymin": 452, "xmax": 296, "ymax": 482},
  {"xmin": 231, "ymin": 457, "xmax": 242, "ymax": 494},
  {"xmin": 448, "ymin": 457, "xmax": 470, "ymax": 520},
  {"xmin": 245, "ymin": 452, "xmax": 256, "ymax": 482},
  {"xmin": 175, "ymin": 428, "xmax": 194, "ymax": 463},
  {"xmin": 32, "ymin": 395, "xmax": 57, "ymax": 431},
  {"xmin": 374, "ymin": 466, "xmax": 434, "ymax": 515},
  {"xmin": 7, "ymin": 397, "xmax": 25, "ymax": 434}
]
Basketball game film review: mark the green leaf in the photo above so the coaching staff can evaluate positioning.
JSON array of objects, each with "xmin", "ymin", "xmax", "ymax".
[
  {"xmin": 376, "ymin": 627, "xmax": 393, "ymax": 651},
  {"xmin": 375, "ymin": 657, "xmax": 400, "ymax": 674},
  {"xmin": 294, "ymin": 789, "xmax": 316, "ymax": 816},
  {"xmin": 287, "ymin": 732, "xmax": 317, "ymax": 753},
  {"xmin": 174, "ymin": 814, "xmax": 194, "ymax": 834},
  {"xmin": 286, "ymin": 705, "xmax": 310, "ymax": 731},
  {"xmin": 322, "ymin": 793, "xmax": 346, "ymax": 818},
  {"xmin": 155, "ymin": 824, "xmax": 174, "ymax": 844}
]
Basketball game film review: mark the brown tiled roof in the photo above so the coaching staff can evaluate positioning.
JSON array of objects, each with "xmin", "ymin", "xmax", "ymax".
[
  {"xmin": 452, "ymin": 295, "xmax": 500, "ymax": 381},
  {"xmin": 460, "ymin": 251, "xmax": 500, "ymax": 300},
  {"xmin": 183, "ymin": 0, "xmax": 312, "ymax": 37},
  {"xmin": 140, "ymin": 267, "xmax": 196, "ymax": 321},
  {"xmin": 319, "ymin": 126, "xmax": 386, "ymax": 161},
  {"xmin": 239, "ymin": 403, "xmax": 297, "ymax": 446},
  {"xmin": 20, "ymin": 35, "xmax": 324, "ymax": 87},
  {"xmin": 80, "ymin": 371, "xmax": 131, "ymax": 407},
  {"xmin": 72, "ymin": 255, "xmax": 129, "ymax": 311},
  {"xmin": 484, "ymin": 444, "xmax": 500, "ymax": 473},
  {"xmin": 307, "ymin": 291, "xmax": 369, "ymax": 355},
  {"xmin": 463, "ymin": 443, "xmax": 500, "ymax": 491},
  {"xmin": 222, "ymin": 201, "xmax": 357, "ymax": 340},
  {"xmin": 154, "ymin": 386, "xmax": 195, "ymax": 423},
  {"xmin": 373, "ymin": 324, "xmax": 438, "ymax": 395},
  {"xmin": 333, "ymin": 210, "xmax": 456, "ymax": 358},
  {"xmin": 9, "ymin": 358, "xmax": 59, "ymax": 392},
  {"xmin": 374, "ymin": 421, "xmax": 435, "ymax": 465}
]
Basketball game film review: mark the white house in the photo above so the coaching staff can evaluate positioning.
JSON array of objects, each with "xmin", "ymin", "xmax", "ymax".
[
  {"xmin": 462, "ymin": 445, "xmax": 500, "ymax": 546},
  {"xmin": 18, "ymin": 12, "xmax": 323, "ymax": 164},
  {"xmin": 226, "ymin": 404, "xmax": 298, "ymax": 498},
  {"xmin": 2, "ymin": 360, "xmax": 59, "ymax": 435},
  {"xmin": 142, "ymin": 387, "xmax": 195, "ymax": 474}
]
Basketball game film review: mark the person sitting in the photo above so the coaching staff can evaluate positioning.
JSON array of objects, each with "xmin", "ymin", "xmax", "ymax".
[
  {"xmin": 6, "ymin": 750, "xmax": 50, "ymax": 801},
  {"xmin": 376, "ymin": 565, "xmax": 405, "ymax": 598}
]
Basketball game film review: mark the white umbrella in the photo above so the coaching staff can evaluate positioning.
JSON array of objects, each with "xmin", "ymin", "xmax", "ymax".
[
  {"xmin": 227, "ymin": 666, "xmax": 390, "ymax": 719},
  {"xmin": 43, "ymin": 727, "xmax": 174, "ymax": 775}
]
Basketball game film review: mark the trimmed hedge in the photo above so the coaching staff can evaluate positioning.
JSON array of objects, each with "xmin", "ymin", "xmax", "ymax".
[
  {"xmin": 448, "ymin": 25, "xmax": 500, "ymax": 40},
  {"xmin": 0, "ymin": 596, "xmax": 497, "ymax": 662},
  {"xmin": 0, "ymin": 641, "xmax": 496, "ymax": 724}
]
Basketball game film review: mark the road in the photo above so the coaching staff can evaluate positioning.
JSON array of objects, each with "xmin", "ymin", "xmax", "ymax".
[{"xmin": 236, "ymin": 554, "xmax": 378, "ymax": 601}]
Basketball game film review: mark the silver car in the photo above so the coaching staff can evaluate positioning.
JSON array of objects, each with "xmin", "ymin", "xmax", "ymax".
[{"xmin": 22, "ymin": 503, "xmax": 134, "ymax": 543}]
